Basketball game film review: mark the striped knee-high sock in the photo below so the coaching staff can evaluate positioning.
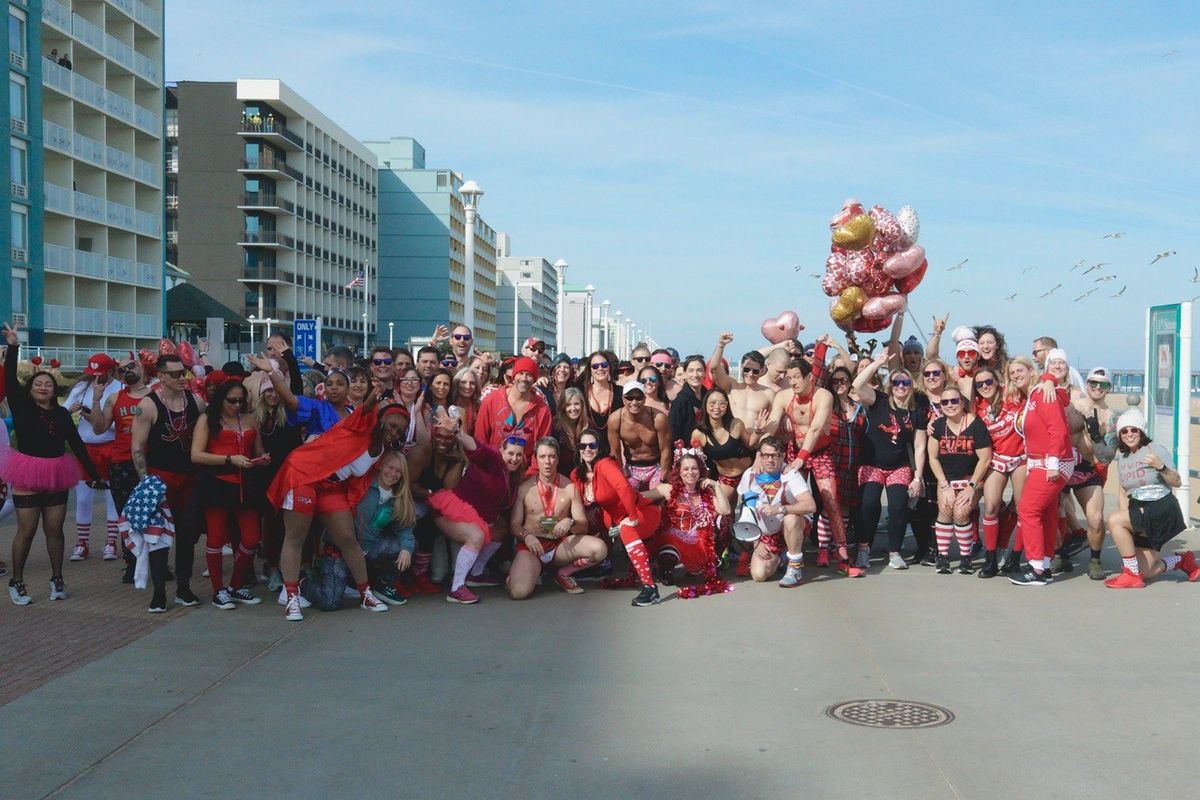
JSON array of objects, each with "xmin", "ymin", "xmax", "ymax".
[
  {"xmin": 954, "ymin": 523, "xmax": 975, "ymax": 559},
  {"xmin": 935, "ymin": 521, "xmax": 954, "ymax": 556},
  {"xmin": 105, "ymin": 520, "xmax": 119, "ymax": 546},
  {"xmin": 982, "ymin": 515, "xmax": 999, "ymax": 550},
  {"xmin": 76, "ymin": 521, "xmax": 91, "ymax": 546},
  {"xmin": 816, "ymin": 515, "xmax": 832, "ymax": 551}
]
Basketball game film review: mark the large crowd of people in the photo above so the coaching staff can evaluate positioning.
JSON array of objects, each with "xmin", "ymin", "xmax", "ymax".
[{"xmin": 1, "ymin": 314, "xmax": 1195, "ymax": 618}]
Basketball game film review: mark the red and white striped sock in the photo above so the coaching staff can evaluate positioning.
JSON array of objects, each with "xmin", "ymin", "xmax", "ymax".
[
  {"xmin": 982, "ymin": 515, "xmax": 1000, "ymax": 550},
  {"xmin": 413, "ymin": 551, "xmax": 431, "ymax": 577},
  {"xmin": 105, "ymin": 520, "xmax": 119, "ymax": 546},
  {"xmin": 76, "ymin": 521, "xmax": 91, "ymax": 546},
  {"xmin": 954, "ymin": 523, "xmax": 975, "ymax": 558},
  {"xmin": 935, "ymin": 521, "xmax": 954, "ymax": 556},
  {"xmin": 816, "ymin": 515, "xmax": 832, "ymax": 551}
]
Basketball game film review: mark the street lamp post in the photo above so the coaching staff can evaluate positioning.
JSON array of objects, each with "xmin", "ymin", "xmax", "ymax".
[
  {"xmin": 248, "ymin": 315, "xmax": 257, "ymax": 353},
  {"xmin": 584, "ymin": 285, "xmax": 595, "ymax": 354},
  {"xmin": 553, "ymin": 259, "xmax": 567, "ymax": 355},
  {"xmin": 600, "ymin": 300, "xmax": 611, "ymax": 351},
  {"xmin": 460, "ymin": 180, "xmax": 484, "ymax": 332},
  {"xmin": 388, "ymin": 321, "xmax": 394, "ymax": 350},
  {"xmin": 613, "ymin": 310, "xmax": 622, "ymax": 359}
]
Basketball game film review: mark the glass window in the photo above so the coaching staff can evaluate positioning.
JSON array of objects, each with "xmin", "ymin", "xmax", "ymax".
[
  {"xmin": 8, "ymin": 79, "xmax": 25, "ymax": 121},
  {"xmin": 10, "ymin": 207, "xmax": 26, "ymax": 250},
  {"xmin": 9, "ymin": 144, "xmax": 25, "ymax": 185},
  {"xmin": 8, "ymin": 14, "xmax": 24, "ymax": 58},
  {"xmin": 11, "ymin": 275, "xmax": 25, "ymax": 313}
]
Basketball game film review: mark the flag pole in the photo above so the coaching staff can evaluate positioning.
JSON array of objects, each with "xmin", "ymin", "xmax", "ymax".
[{"xmin": 362, "ymin": 261, "xmax": 370, "ymax": 354}]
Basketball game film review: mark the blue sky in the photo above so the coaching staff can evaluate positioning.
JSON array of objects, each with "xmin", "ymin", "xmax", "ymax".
[{"xmin": 168, "ymin": 1, "xmax": 1199, "ymax": 370}]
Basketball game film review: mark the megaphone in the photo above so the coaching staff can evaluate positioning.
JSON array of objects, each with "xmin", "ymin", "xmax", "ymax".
[{"xmin": 732, "ymin": 504, "xmax": 763, "ymax": 543}]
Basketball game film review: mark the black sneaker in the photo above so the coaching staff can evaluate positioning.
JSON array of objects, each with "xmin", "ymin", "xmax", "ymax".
[
  {"xmin": 149, "ymin": 590, "xmax": 167, "ymax": 613},
  {"xmin": 1000, "ymin": 553, "xmax": 1024, "ymax": 575},
  {"xmin": 935, "ymin": 556, "xmax": 952, "ymax": 574},
  {"xmin": 632, "ymin": 584, "xmax": 660, "ymax": 607},
  {"xmin": 1009, "ymin": 568, "xmax": 1049, "ymax": 586},
  {"xmin": 174, "ymin": 587, "xmax": 201, "ymax": 607},
  {"xmin": 957, "ymin": 558, "xmax": 975, "ymax": 575},
  {"xmin": 212, "ymin": 588, "xmax": 235, "ymax": 610},
  {"xmin": 1062, "ymin": 532, "xmax": 1088, "ymax": 558},
  {"xmin": 919, "ymin": 553, "xmax": 938, "ymax": 567},
  {"xmin": 121, "ymin": 566, "xmax": 135, "ymax": 584},
  {"xmin": 978, "ymin": 552, "xmax": 999, "ymax": 579}
]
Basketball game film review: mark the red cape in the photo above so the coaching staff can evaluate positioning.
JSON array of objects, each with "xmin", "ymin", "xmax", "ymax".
[{"xmin": 267, "ymin": 405, "xmax": 379, "ymax": 510}]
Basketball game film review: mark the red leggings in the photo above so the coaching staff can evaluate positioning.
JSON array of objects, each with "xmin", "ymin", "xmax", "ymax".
[
  {"xmin": 204, "ymin": 506, "xmax": 262, "ymax": 593},
  {"xmin": 1016, "ymin": 471, "xmax": 1064, "ymax": 564}
]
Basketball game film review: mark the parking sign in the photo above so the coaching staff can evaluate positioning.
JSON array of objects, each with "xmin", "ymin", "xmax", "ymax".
[{"xmin": 294, "ymin": 318, "xmax": 319, "ymax": 361}]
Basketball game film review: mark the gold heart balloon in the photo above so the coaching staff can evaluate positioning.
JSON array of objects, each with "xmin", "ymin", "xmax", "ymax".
[
  {"xmin": 831, "ymin": 214, "xmax": 876, "ymax": 251},
  {"xmin": 839, "ymin": 285, "xmax": 867, "ymax": 312}
]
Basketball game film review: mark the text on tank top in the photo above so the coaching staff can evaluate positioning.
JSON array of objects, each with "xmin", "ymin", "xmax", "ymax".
[{"xmin": 146, "ymin": 391, "xmax": 200, "ymax": 473}]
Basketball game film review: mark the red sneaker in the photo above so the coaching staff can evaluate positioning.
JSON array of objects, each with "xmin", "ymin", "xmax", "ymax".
[
  {"xmin": 445, "ymin": 585, "xmax": 480, "ymax": 604},
  {"xmin": 735, "ymin": 551, "xmax": 751, "ymax": 578},
  {"xmin": 410, "ymin": 574, "xmax": 442, "ymax": 594},
  {"xmin": 815, "ymin": 549, "xmax": 830, "ymax": 568},
  {"xmin": 1104, "ymin": 568, "xmax": 1146, "ymax": 589},
  {"xmin": 553, "ymin": 571, "xmax": 585, "ymax": 595},
  {"xmin": 1176, "ymin": 551, "xmax": 1200, "ymax": 582},
  {"xmin": 837, "ymin": 560, "xmax": 865, "ymax": 578}
]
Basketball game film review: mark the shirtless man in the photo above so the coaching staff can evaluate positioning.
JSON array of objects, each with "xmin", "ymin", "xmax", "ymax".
[
  {"xmin": 708, "ymin": 332, "xmax": 776, "ymax": 426},
  {"xmin": 607, "ymin": 381, "xmax": 671, "ymax": 490},
  {"xmin": 508, "ymin": 437, "xmax": 607, "ymax": 598},
  {"xmin": 767, "ymin": 357, "xmax": 856, "ymax": 574},
  {"xmin": 759, "ymin": 347, "xmax": 792, "ymax": 392},
  {"xmin": 1062, "ymin": 367, "xmax": 1118, "ymax": 579}
]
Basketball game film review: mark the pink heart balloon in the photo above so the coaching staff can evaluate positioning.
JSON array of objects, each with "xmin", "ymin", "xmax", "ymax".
[
  {"xmin": 883, "ymin": 244, "xmax": 926, "ymax": 278},
  {"xmin": 761, "ymin": 311, "xmax": 804, "ymax": 344},
  {"xmin": 862, "ymin": 293, "xmax": 907, "ymax": 320}
]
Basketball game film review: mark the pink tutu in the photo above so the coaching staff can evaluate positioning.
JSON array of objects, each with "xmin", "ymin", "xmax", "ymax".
[
  {"xmin": 428, "ymin": 489, "xmax": 491, "ymax": 537},
  {"xmin": 0, "ymin": 451, "xmax": 81, "ymax": 492}
]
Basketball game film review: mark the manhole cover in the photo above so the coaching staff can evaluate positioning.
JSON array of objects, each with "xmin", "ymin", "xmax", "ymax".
[{"xmin": 825, "ymin": 699, "xmax": 954, "ymax": 729}]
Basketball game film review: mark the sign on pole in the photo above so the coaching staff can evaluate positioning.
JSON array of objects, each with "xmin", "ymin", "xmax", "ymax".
[
  {"xmin": 1145, "ymin": 302, "xmax": 1192, "ymax": 516},
  {"xmin": 294, "ymin": 318, "xmax": 319, "ymax": 361}
]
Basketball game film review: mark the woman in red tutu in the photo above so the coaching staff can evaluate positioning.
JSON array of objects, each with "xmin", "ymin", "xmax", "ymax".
[
  {"xmin": 2, "ymin": 322, "xmax": 101, "ymax": 605},
  {"xmin": 643, "ymin": 445, "xmax": 732, "ymax": 598}
]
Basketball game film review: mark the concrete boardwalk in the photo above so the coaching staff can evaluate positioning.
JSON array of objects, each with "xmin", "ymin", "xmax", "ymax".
[{"xmin": 4, "ymin": 524, "xmax": 1200, "ymax": 800}]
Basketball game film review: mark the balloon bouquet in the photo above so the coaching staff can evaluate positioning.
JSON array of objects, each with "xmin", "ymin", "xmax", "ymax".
[{"xmin": 820, "ymin": 199, "xmax": 926, "ymax": 335}]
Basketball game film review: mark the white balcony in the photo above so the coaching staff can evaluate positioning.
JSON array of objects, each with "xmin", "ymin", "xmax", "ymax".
[
  {"xmin": 134, "ymin": 0, "xmax": 159, "ymax": 35},
  {"xmin": 132, "ymin": 52, "xmax": 159, "ymax": 83},
  {"xmin": 72, "ymin": 13, "xmax": 105, "ymax": 53},
  {"xmin": 136, "ymin": 261, "xmax": 161, "ymax": 287},
  {"xmin": 134, "ymin": 157, "xmax": 159, "ymax": 187},
  {"xmin": 107, "ymin": 310, "xmax": 133, "ymax": 335},
  {"xmin": 43, "ymin": 120, "xmax": 71, "ymax": 152},
  {"xmin": 42, "ymin": 0, "xmax": 70, "ymax": 32},
  {"xmin": 104, "ymin": 33, "xmax": 134, "ymax": 71},
  {"xmin": 136, "ymin": 313, "xmax": 159, "ymax": 337}
]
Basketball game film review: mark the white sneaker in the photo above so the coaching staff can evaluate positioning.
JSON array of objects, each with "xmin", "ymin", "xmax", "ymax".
[
  {"xmin": 8, "ymin": 580, "xmax": 32, "ymax": 605},
  {"xmin": 284, "ymin": 593, "xmax": 304, "ymax": 621},
  {"xmin": 888, "ymin": 552, "xmax": 909, "ymax": 570},
  {"xmin": 202, "ymin": 568, "xmax": 209, "ymax": 577},
  {"xmin": 342, "ymin": 585, "xmax": 360, "ymax": 599},
  {"xmin": 102, "ymin": 540, "xmax": 118, "ymax": 560},
  {"xmin": 49, "ymin": 577, "xmax": 68, "ymax": 600},
  {"xmin": 360, "ymin": 588, "xmax": 389, "ymax": 612},
  {"xmin": 277, "ymin": 586, "xmax": 310, "ymax": 608},
  {"xmin": 222, "ymin": 544, "xmax": 233, "ymax": 556},
  {"xmin": 70, "ymin": 543, "xmax": 89, "ymax": 561}
]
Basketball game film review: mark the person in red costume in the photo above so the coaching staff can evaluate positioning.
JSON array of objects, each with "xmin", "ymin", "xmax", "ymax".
[
  {"xmin": 474, "ymin": 356, "xmax": 552, "ymax": 461},
  {"xmin": 571, "ymin": 428, "xmax": 663, "ymax": 607},
  {"xmin": 973, "ymin": 359, "xmax": 1030, "ymax": 578},
  {"xmin": 267, "ymin": 390, "xmax": 409, "ymax": 620},
  {"xmin": 1010, "ymin": 349, "xmax": 1073, "ymax": 586}
]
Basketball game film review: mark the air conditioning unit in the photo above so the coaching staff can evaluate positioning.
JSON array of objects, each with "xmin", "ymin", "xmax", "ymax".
[
  {"xmin": 10, "ymin": 247, "xmax": 27, "ymax": 263},
  {"xmin": 10, "ymin": 118, "xmax": 26, "ymax": 134},
  {"xmin": 11, "ymin": 313, "xmax": 26, "ymax": 326},
  {"xmin": 10, "ymin": 182, "xmax": 26, "ymax": 199}
]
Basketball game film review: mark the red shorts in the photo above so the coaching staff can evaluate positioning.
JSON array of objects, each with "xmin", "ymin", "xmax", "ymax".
[
  {"xmin": 282, "ymin": 479, "xmax": 352, "ymax": 517},
  {"xmin": 858, "ymin": 464, "xmax": 913, "ymax": 487},
  {"xmin": 756, "ymin": 531, "xmax": 785, "ymax": 556},
  {"xmin": 85, "ymin": 442, "xmax": 113, "ymax": 481},
  {"xmin": 515, "ymin": 537, "xmax": 559, "ymax": 564},
  {"xmin": 148, "ymin": 468, "xmax": 196, "ymax": 516}
]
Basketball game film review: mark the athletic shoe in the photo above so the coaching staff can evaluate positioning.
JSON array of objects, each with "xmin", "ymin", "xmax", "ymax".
[
  {"xmin": 631, "ymin": 584, "xmax": 660, "ymax": 607},
  {"xmin": 1087, "ymin": 558, "xmax": 1105, "ymax": 581},
  {"xmin": 373, "ymin": 584, "xmax": 408, "ymax": 606},
  {"xmin": 49, "ymin": 576, "xmax": 67, "ymax": 600},
  {"xmin": 888, "ymin": 552, "xmax": 908, "ymax": 570},
  {"xmin": 149, "ymin": 591, "xmax": 167, "ymax": 614},
  {"xmin": 918, "ymin": 552, "xmax": 938, "ymax": 567},
  {"xmin": 174, "ymin": 588, "xmax": 201, "ymax": 607},
  {"xmin": 446, "ymin": 586, "xmax": 480, "ymax": 604},
  {"xmin": 201, "ymin": 568, "xmax": 209, "ymax": 578},
  {"xmin": 1063, "ymin": 532, "xmax": 1089, "ymax": 557},
  {"xmin": 102, "ymin": 540, "xmax": 118, "ymax": 561},
  {"xmin": 977, "ymin": 551, "xmax": 998, "ymax": 578},
  {"xmin": 8, "ymin": 579, "xmax": 31, "ymax": 605},
  {"xmin": 999, "ymin": 553, "xmax": 1024, "ymax": 575},
  {"xmin": 465, "ymin": 571, "xmax": 501, "ymax": 588},
  {"xmin": 410, "ymin": 574, "xmax": 442, "ymax": 594},
  {"xmin": 222, "ymin": 544, "xmax": 233, "ymax": 556},
  {"xmin": 553, "ymin": 571, "xmax": 585, "ymax": 595},
  {"xmin": 212, "ymin": 589, "xmax": 236, "ymax": 610},
  {"xmin": 778, "ymin": 566, "xmax": 804, "ymax": 588},
  {"xmin": 148, "ymin": 603, "xmax": 166, "ymax": 614},
  {"xmin": 360, "ymin": 588, "xmax": 389, "ymax": 612},
  {"xmin": 284, "ymin": 594, "xmax": 304, "ymax": 621},
  {"xmin": 957, "ymin": 558, "xmax": 975, "ymax": 575},
  {"xmin": 342, "ymin": 585, "xmax": 360, "ymax": 599},
  {"xmin": 935, "ymin": 556, "xmax": 952, "ymax": 575},
  {"xmin": 836, "ymin": 560, "xmax": 865, "ymax": 578},
  {"xmin": 70, "ymin": 543, "xmax": 89, "ymax": 561},
  {"xmin": 815, "ymin": 549, "xmax": 830, "ymax": 568},
  {"xmin": 735, "ymin": 551, "xmax": 752, "ymax": 577},
  {"xmin": 266, "ymin": 568, "xmax": 284, "ymax": 592},
  {"xmin": 1176, "ymin": 551, "xmax": 1200, "ymax": 582},
  {"xmin": 655, "ymin": 554, "xmax": 678, "ymax": 585},
  {"xmin": 277, "ymin": 586, "xmax": 311, "ymax": 608},
  {"xmin": 1051, "ymin": 553, "xmax": 1074, "ymax": 574},
  {"xmin": 1009, "ymin": 568, "xmax": 1049, "ymax": 586},
  {"xmin": 227, "ymin": 587, "xmax": 262, "ymax": 605},
  {"xmin": 1104, "ymin": 568, "xmax": 1145, "ymax": 589}
]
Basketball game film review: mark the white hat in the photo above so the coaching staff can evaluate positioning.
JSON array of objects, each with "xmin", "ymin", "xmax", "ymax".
[
  {"xmin": 1116, "ymin": 407, "xmax": 1146, "ymax": 434},
  {"xmin": 956, "ymin": 338, "xmax": 981, "ymax": 356},
  {"xmin": 622, "ymin": 380, "xmax": 647, "ymax": 397},
  {"xmin": 1046, "ymin": 348, "xmax": 1068, "ymax": 365},
  {"xmin": 1087, "ymin": 367, "xmax": 1111, "ymax": 384},
  {"xmin": 951, "ymin": 326, "xmax": 977, "ymax": 344}
]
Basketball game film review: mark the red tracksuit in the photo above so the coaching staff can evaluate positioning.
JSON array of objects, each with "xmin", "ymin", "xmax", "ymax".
[{"xmin": 1016, "ymin": 382, "xmax": 1072, "ymax": 564}]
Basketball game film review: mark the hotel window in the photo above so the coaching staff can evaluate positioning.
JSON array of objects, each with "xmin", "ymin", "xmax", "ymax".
[
  {"xmin": 8, "ymin": 12, "xmax": 25, "ymax": 59},
  {"xmin": 9, "ymin": 141, "xmax": 25, "ymax": 186},
  {"xmin": 11, "ymin": 274, "xmax": 25, "ymax": 314},
  {"xmin": 10, "ymin": 205, "xmax": 26, "ymax": 252},
  {"xmin": 8, "ymin": 76, "xmax": 24, "ymax": 123}
]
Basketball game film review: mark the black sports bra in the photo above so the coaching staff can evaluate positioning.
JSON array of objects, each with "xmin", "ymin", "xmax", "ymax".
[{"xmin": 703, "ymin": 430, "xmax": 753, "ymax": 463}]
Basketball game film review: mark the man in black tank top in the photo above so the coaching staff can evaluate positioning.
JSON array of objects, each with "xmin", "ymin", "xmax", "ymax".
[{"xmin": 131, "ymin": 354, "xmax": 206, "ymax": 608}]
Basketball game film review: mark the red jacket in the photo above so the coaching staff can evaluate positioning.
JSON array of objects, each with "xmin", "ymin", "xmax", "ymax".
[
  {"xmin": 1019, "ymin": 379, "xmax": 1071, "ymax": 470},
  {"xmin": 267, "ymin": 405, "xmax": 379, "ymax": 510},
  {"xmin": 473, "ymin": 386, "xmax": 552, "ymax": 460},
  {"xmin": 572, "ymin": 456, "xmax": 655, "ymax": 528}
]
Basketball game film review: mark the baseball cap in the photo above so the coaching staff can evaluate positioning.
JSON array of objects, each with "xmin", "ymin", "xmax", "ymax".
[
  {"xmin": 84, "ymin": 353, "xmax": 116, "ymax": 376},
  {"xmin": 522, "ymin": 337, "xmax": 545, "ymax": 351},
  {"xmin": 622, "ymin": 380, "xmax": 647, "ymax": 397},
  {"xmin": 956, "ymin": 338, "xmax": 981, "ymax": 356},
  {"xmin": 1087, "ymin": 367, "xmax": 1111, "ymax": 384}
]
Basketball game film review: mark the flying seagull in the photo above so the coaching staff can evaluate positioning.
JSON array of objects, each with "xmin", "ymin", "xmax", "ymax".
[
  {"xmin": 1191, "ymin": 267, "xmax": 1199, "ymax": 283},
  {"xmin": 1150, "ymin": 251, "xmax": 1176, "ymax": 264},
  {"xmin": 947, "ymin": 259, "xmax": 969, "ymax": 271},
  {"xmin": 1070, "ymin": 259, "xmax": 1087, "ymax": 271},
  {"xmin": 1082, "ymin": 264, "xmax": 1103, "ymax": 274},
  {"xmin": 1040, "ymin": 283, "xmax": 1062, "ymax": 298},
  {"xmin": 1074, "ymin": 288, "xmax": 1098, "ymax": 301},
  {"xmin": 1162, "ymin": 50, "xmax": 1179, "ymax": 58},
  {"xmin": 1102, "ymin": 232, "xmax": 1125, "ymax": 239},
  {"xmin": 1093, "ymin": 274, "xmax": 1116, "ymax": 282},
  {"xmin": 1022, "ymin": 266, "xmax": 1036, "ymax": 274},
  {"xmin": 1005, "ymin": 293, "xmax": 1017, "ymax": 301},
  {"xmin": 1111, "ymin": 285, "xmax": 1126, "ymax": 298},
  {"xmin": 950, "ymin": 288, "xmax": 967, "ymax": 295}
]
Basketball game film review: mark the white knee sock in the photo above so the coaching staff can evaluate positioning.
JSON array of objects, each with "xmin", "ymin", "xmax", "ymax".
[
  {"xmin": 469, "ymin": 541, "xmax": 502, "ymax": 577},
  {"xmin": 451, "ymin": 546, "xmax": 479, "ymax": 591}
]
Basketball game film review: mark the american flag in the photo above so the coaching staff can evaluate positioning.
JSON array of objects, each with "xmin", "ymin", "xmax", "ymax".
[{"xmin": 345, "ymin": 268, "xmax": 365, "ymax": 290}]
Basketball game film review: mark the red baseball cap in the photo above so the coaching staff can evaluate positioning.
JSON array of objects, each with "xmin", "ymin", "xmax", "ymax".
[
  {"xmin": 84, "ymin": 353, "xmax": 116, "ymax": 376},
  {"xmin": 523, "ymin": 337, "xmax": 545, "ymax": 351}
]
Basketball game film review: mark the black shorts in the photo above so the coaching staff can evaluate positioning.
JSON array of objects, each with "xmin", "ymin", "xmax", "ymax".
[
  {"xmin": 13, "ymin": 491, "xmax": 69, "ymax": 509},
  {"xmin": 1129, "ymin": 495, "xmax": 1186, "ymax": 552}
]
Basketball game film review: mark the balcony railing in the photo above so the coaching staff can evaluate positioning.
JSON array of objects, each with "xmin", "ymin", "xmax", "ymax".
[
  {"xmin": 45, "ymin": 182, "xmax": 161, "ymax": 236},
  {"xmin": 239, "ymin": 230, "xmax": 294, "ymax": 247},
  {"xmin": 72, "ymin": 12, "xmax": 105, "ymax": 53},
  {"xmin": 166, "ymin": 195, "xmax": 178, "ymax": 210},
  {"xmin": 42, "ymin": 59, "xmax": 160, "ymax": 133},
  {"xmin": 104, "ymin": 32, "xmax": 134, "ymax": 71},
  {"xmin": 240, "ymin": 268, "xmax": 294, "ymax": 283},
  {"xmin": 166, "ymin": 230, "xmax": 178, "ymax": 244},
  {"xmin": 240, "ymin": 119, "xmax": 304, "ymax": 149},
  {"xmin": 134, "ymin": 157, "xmax": 160, "ymax": 186},
  {"xmin": 239, "ymin": 192, "xmax": 294, "ymax": 212},
  {"xmin": 136, "ymin": 261, "xmax": 161, "ymax": 287},
  {"xmin": 136, "ymin": 313, "xmax": 160, "ymax": 337},
  {"xmin": 240, "ymin": 156, "xmax": 302, "ymax": 181},
  {"xmin": 133, "ymin": 0, "xmax": 159, "ymax": 34},
  {"xmin": 132, "ymin": 52, "xmax": 158, "ymax": 83},
  {"xmin": 42, "ymin": 0, "xmax": 70, "ymax": 31},
  {"xmin": 107, "ymin": 255, "xmax": 133, "ymax": 282}
]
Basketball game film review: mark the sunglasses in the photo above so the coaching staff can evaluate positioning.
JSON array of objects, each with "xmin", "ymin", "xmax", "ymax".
[
  {"xmin": 118, "ymin": 364, "xmax": 139, "ymax": 373},
  {"xmin": 1119, "ymin": 427, "xmax": 1141, "ymax": 435},
  {"xmin": 642, "ymin": 375, "xmax": 660, "ymax": 383},
  {"xmin": 804, "ymin": 349, "xmax": 815, "ymax": 357},
  {"xmin": 923, "ymin": 370, "xmax": 943, "ymax": 377},
  {"xmin": 940, "ymin": 397, "xmax": 962, "ymax": 406},
  {"xmin": 441, "ymin": 359, "xmax": 458, "ymax": 368},
  {"xmin": 504, "ymin": 434, "xmax": 527, "ymax": 447},
  {"xmin": 579, "ymin": 441, "xmax": 600, "ymax": 450},
  {"xmin": 160, "ymin": 369, "xmax": 186, "ymax": 379},
  {"xmin": 891, "ymin": 378, "xmax": 912, "ymax": 387},
  {"xmin": 224, "ymin": 395, "xmax": 246, "ymax": 405},
  {"xmin": 651, "ymin": 361, "xmax": 672, "ymax": 369},
  {"xmin": 632, "ymin": 356, "xmax": 649, "ymax": 363},
  {"xmin": 742, "ymin": 366, "xmax": 762, "ymax": 375},
  {"xmin": 452, "ymin": 333, "xmax": 472, "ymax": 341},
  {"xmin": 975, "ymin": 378, "xmax": 995, "ymax": 388},
  {"xmin": 372, "ymin": 358, "xmax": 393, "ymax": 366},
  {"xmin": 591, "ymin": 362, "xmax": 610, "ymax": 370},
  {"xmin": 831, "ymin": 377, "xmax": 849, "ymax": 385},
  {"xmin": 1087, "ymin": 380, "xmax": 1111, "ymax": 390}
]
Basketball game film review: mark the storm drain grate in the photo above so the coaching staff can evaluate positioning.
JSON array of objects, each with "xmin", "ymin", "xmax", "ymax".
[{"xmin": 825, "ymin": 699, "xmax": 954, "ymax": 729}]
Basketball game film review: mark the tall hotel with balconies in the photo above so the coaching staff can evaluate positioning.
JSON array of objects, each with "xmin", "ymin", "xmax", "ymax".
[
  {"xmin": 1, "ymin": 0, "xmax": 164, "ymax": 364},
  {"xmin": 166, "ymin": 79, "xmax": 377, "ymax": 350}
]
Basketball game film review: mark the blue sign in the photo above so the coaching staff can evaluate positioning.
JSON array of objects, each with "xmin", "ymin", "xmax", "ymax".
[{"xmin": 294, "ymin": 319, "xmax": 319, "ymax": 361}]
